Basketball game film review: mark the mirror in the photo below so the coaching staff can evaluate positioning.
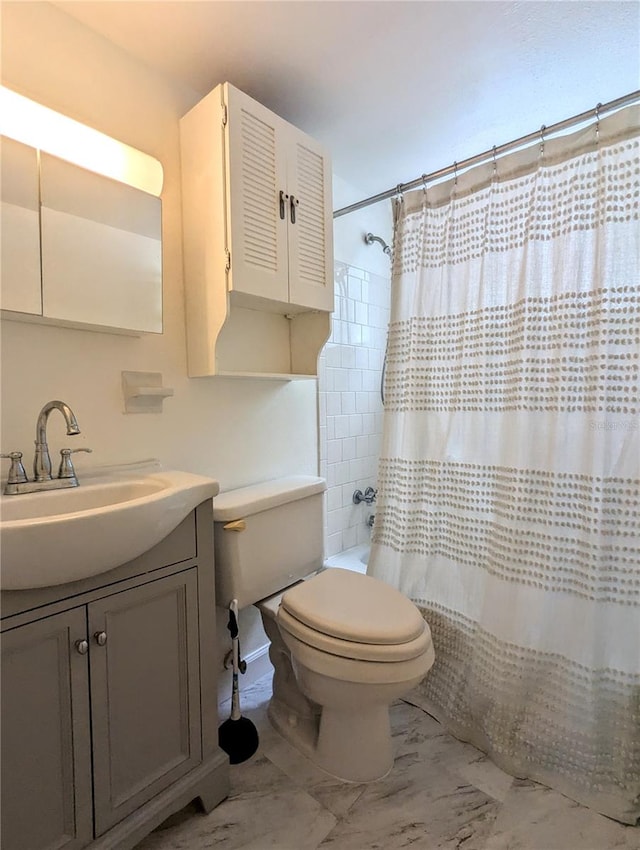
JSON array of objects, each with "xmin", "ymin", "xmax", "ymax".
[
  {"xmin": 40, "ymin": 153, "xmax": 162, "ymax": 333},
  {"xmin": 0, "ymin": 88, "xmax": 163, "ymax": 335},
  {"xmin": 0, "ymin": 137, "xmax": 41, "ymax": 315}
]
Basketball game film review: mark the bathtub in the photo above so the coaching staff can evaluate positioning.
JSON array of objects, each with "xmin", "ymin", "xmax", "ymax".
[{"xmin": 324, "ymin": 543, "xmax": 370, "ymax": 575}]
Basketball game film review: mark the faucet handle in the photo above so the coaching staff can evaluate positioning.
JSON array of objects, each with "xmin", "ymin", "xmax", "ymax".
[
  {"xmin": 58, "ymin": 447, "xmax": 93, "ymax": 480},
  {"xmin": 1, "ymin": 452, "xmax": 28, "ymax": 485},
  {"xmin": 363, "ymin": 486, "xmax": 378, "ymax": 504}
]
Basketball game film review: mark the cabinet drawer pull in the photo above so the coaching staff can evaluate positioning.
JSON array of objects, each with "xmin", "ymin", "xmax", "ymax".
[
  {"xmin": 75, "ymin": 639, "xmax": 89, "ymax": 655},
  {"xmin": 94, "ymin": 631, "xmax": 108, "ymax": 646},
  {"xmin": 279, "ymin": 190, "xmax": 286, "ymax": 220}
]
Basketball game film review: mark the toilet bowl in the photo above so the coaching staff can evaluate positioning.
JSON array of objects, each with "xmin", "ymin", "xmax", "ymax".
[
  {"xmin": 262, "ymin": 568, "xmax": 434, "ymax": 781},
  {"xmin": 212, "ymin": 476, "xmax": 435, "ymax": 782}
]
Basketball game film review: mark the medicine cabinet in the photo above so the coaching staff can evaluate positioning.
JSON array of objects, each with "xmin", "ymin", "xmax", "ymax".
[{"xmin": 1, "ymin": 129, "xmax": 163, "ymax": 335}]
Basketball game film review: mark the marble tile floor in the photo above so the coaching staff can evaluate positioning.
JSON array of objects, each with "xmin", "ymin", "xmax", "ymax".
[{"xmin": 136, "ymin": 675, "xmax": 639, "ymax": 850}]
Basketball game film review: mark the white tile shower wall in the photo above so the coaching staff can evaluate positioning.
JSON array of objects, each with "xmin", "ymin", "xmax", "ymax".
[{"xmin": 318, "ymin": 261, "xmax": 391, "ymax": 557}]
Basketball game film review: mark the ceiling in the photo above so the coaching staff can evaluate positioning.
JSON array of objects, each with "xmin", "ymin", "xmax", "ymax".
[{"xmin": 53, "ymin": 1, "xmax": 639, "ymax": 203}]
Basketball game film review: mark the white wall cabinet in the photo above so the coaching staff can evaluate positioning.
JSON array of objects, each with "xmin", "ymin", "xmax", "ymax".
[
  {"xmin": 0, "ymin": 137, "xmax": 163, "ymax": 335},
  {"xmin": 180, "ymin": 83, "xmax": 333, "ymax": 379}
]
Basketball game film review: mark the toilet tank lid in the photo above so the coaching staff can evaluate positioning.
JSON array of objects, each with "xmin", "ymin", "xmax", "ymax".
[{"xmin": 212, "ymin": 475, "xmax": 326, "ymax": 521}]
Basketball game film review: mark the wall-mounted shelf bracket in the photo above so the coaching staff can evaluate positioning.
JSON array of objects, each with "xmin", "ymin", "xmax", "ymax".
[{"xmin": 122, "ymin": 371, "xmax": 174, "ymax": 414}]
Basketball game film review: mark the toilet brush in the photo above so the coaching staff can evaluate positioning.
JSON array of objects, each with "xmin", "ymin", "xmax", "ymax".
[{"xmin": 218, "ymin": 599, "xmax": 259, "ymax": 764}]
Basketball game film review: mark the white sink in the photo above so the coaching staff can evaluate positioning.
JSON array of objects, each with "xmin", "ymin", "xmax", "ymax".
[{"xmin": 0, "ymin": 462, "xmax": 219, "ymax": 590}]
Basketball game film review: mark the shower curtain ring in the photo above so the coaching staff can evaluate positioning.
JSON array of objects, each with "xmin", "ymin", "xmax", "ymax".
[
  {"xmin": 492, "ymin": 145, "xmax": 498, "ymax": 177},
  {"xmin": 595, "ymin": 102, "xmax": 602, "ymax": 144},
  {"xmin": 539, "ymin": 125, "xmax": 546, "ymax": 160},
  {"xmin": 396, "ymin": 183, "xmax": 404, "ymax": 201},
  {"xmin": 453, "ymin": 161, "xmax": 458, "ymax": 185},
  {"xmin": 422, "ymin": 173, "xmax": 428, "ymax": 196}
]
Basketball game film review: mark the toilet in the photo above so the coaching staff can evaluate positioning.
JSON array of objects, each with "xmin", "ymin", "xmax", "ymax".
[{"xmin": 212, "ymin": 476, "xmax": 435, "ymax": 782}]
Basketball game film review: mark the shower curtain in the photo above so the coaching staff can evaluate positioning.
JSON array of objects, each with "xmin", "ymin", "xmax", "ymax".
[{"xmin": 368, "ymin": 105, "xmax": 640, "ymax": 824}]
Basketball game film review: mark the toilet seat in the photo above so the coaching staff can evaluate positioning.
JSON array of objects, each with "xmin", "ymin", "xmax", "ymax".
[
  {"xmin": 275, "ymin": 567, "xmax": 432, "ymax": 664},
  {"xmin": 280, "ymin": 625, "xmax": 435, "ymax": 685},
  {"xmin": 280, "ymin": 567, "xmax": 426, "ymax": 645},
  {"xmin": 277, "ymin": 606, "xmax": 431, "ymax": 662}
]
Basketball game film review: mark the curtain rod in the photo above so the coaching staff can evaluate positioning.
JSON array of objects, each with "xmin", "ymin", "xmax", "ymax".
[{"xmin": 333, "ymin": 90, "xmax": 640, "ymax": 219}]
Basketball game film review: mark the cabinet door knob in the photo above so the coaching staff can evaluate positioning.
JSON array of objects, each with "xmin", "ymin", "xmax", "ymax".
[
  {"xmin": 75, "ymin": 639, "xmax": 89, "ymax": 655},
  {"xmin": 94, "ymin": 631, "xmax": 108, "ymax": 646}
]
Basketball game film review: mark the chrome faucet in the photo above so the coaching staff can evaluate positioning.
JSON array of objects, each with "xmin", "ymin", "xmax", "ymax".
[
  {"xmin": 1, "ymin": 400, "xmax": 92, "ymax": 495},
  {"xmin": 34, "ymin": 400, "xmax": 80, "ymax": 481}
]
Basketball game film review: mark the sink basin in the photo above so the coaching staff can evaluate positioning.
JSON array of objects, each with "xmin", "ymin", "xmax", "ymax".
[
  {"xmin": 1, "ymin": 479, "xmax": 168, "ymax": 522},
  {"xmin": 0, "ymin": 462, "xmax": 219, "ymax": 590}
]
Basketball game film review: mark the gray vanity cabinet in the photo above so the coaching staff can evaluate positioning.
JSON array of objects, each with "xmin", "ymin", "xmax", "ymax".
[{"xmin": 1, "ymin": 503, "xmax": 229, "ymax": 850}]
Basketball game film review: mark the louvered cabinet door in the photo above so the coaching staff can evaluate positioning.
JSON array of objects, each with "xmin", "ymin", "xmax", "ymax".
[
  {"xmin": 225, "ymin": 84, "xmax": 289, "ymax": 304},
  {"xmin": 286, "ymin": 132, "xmax": 334, "ymax": 312}
]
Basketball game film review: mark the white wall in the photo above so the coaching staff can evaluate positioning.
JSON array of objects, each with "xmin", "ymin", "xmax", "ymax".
[
  {"xmin": 319, "ymin": 260, "xmax": 390, "ymax": 556},
  {"xmin": 332, "ymin": 174, "xmax": 392, "ymax": 278},
  {"xmin": 319, "ymin": 175, "xmax": 392, "ymax": 555},
  {"xmin": 0, "ymin": 3, "xmax": 318, "ymax": 492}
]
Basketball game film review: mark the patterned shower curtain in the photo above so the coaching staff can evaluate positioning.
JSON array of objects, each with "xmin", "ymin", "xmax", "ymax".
[{"xmin": 368, "ymin": 105, "xmax": 640, "ymax": 824}]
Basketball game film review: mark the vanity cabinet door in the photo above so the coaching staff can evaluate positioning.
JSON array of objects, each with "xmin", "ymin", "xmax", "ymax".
[
  {"xmin": 89, "ymin": 569, "xmax": 202, "ymax": 836},
  {"xmin": 0, "ymin": 607, "xmax": 93, "ymax": 850}
]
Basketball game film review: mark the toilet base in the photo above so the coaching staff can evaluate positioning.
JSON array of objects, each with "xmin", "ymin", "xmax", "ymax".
[
  {"xmin": 267, "ymin": 686, "xmax": 394, "ymax": 783},
  {"xmin": 315, "ymin": 701, "xmax": 394, "ymax": 782},
  {"xmin": 267, "ymin": 697, "xmax": 319, "ymax": 761},
  {"xmin": 260, "ymin": 607, "xmax": 397, "ymax": 783}
]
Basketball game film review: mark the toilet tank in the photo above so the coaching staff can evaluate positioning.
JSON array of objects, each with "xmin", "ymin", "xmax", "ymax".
[{"xmin": 212, "ymin": 476, "xmax": 326, "ymax": 609}]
